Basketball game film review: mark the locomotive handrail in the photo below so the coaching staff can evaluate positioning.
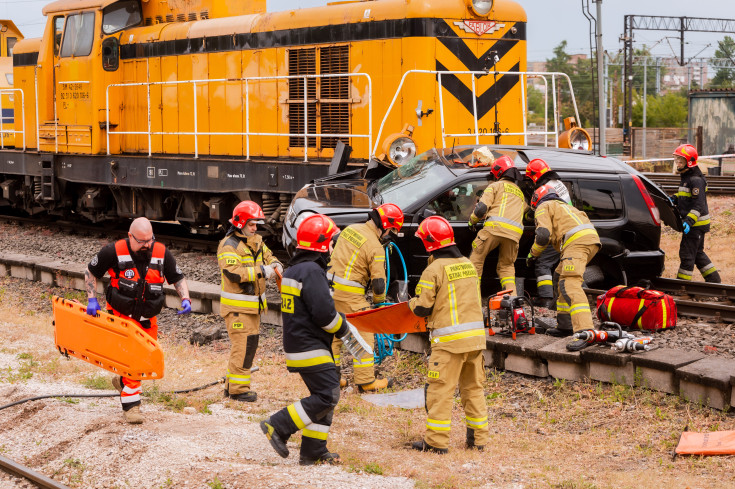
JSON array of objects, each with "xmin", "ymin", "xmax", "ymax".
[
  {"xmin": 105, "ymin": 73, "xmax": 372, "ymax": 161},
  {"xmin": 372, "ymin": 70, "xmax": 580, "ymax": 156},
  {"xmin": 0, "ymin": 88, "xmax": 25, "ymax": 151}
]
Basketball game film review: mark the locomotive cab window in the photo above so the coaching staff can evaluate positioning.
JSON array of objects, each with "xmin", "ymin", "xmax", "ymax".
[
  {"xmin": 6, "ymin": 37, "xmax": 16, "ymax": 57},
  {"xmin": 60, "ymin": 12, "xmax": 95, "ymax": 57},
  {"xmin": 103, "ymin": 0, "xmax": 142, "ymax": 35},
  {"xmin": 577, "ymin": 179, "xmax": 623, "ymax": 220},
  {"xmin": 53, "ymin": 16, "xmax": 64, "ymax": 56}
]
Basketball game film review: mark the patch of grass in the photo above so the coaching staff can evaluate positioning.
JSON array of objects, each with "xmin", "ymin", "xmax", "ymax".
[
  {"xmin": 1, "ymin": 353, "xmax": 39, "ymax": 382},
  {"xmin": 552, "ymin": 480, "xmax": 599, "ymax": 489},
  {"xmin": 60, "ymin": 397, "xmax": 80, "ymax": 404},
  {"xmin": 207, "ymin": 477, "xmax": 224, "ymax": 489},
  {"xmin": 82, "ymin": 373, "xmax": 111, "ymax": 390},
  {"xmin": 145, "ymin": 384, "xmax": 188, "ymax": 412},
  {"xmin": 363, "ymin": 462, "xmax": 383, "ymax": 475}
]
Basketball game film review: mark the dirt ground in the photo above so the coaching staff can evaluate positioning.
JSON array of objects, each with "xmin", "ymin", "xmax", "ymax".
[{"xmin": 2, "ymin": 277, "xmax": 735, "ymax": 489}]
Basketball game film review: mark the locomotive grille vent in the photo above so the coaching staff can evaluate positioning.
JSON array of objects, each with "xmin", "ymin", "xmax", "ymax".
[
  {"xmin": 288, "ymin": 48, "xmax": 317, "ymax": 148},
  {"xmin": 200, "ymin": 10, "xmax": 209, "ymax": 19},
  {"xmin": 166, "ymin": 14, "xmax": 174, "ymax": 22},
  {"xmin": 188, "ymin": 13, "xmax": 197, "ymax": 21},
  {"xmin": 155, "ymin": 15, "xmax": 163, "ymax": 24},
  {"xmin": 288, "ymin": 45, "xmax": 350, "ymax": 150},
  {"xmin": 144, "ymin": 17, "xmax": 152, "ymax": 26},
  {"xmin": 320, "ymin": 45, "xmax": 349, "ymax": 149},
  {"xmin": 177, "ymin": 14, "xmax": 185, "ymax": 22}
]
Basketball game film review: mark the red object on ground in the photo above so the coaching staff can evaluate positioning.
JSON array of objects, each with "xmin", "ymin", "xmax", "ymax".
[
  {"xmin": 596, "ymin": 285, "xmax": 676, "ymax": 331},
  {"xmin": 676, "ymin": 430, "xmax": 735, "ymax": 456},
  {"xmin": 346, "ymin": 302, "xmax": 427, "ymax": 334}
]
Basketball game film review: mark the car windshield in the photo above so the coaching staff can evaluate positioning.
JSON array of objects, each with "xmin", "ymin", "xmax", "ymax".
[{"xmin": 373, "ymin": 149, "xmax": 453, "ymax": 210}]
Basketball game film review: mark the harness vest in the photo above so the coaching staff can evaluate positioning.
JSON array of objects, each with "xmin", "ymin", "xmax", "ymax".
[{"xmin": 106, "ymin": 240, "xmax": 166, "ymax": 322}]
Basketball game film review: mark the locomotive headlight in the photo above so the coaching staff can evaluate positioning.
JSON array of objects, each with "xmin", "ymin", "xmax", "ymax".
[
  {"xmin": 381, "ymin": 123, "xmax": 417, "ymax": 167},
  {"xmin": 558, "ymin": 117, "xmax": 592, "ymax": 151},
  {"xmin": 470, "ymin": 0, "xmax": 493, "ymax": 16}
]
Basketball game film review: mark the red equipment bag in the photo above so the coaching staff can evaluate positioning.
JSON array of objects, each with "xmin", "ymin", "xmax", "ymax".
[{"xmin": 595, "ymin": 285, "xmax": 676, "ymax": 331}]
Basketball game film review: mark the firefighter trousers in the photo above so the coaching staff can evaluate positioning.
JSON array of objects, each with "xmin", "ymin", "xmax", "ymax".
[
  {"xmin": 331, "ymin": 300, "xmax": 375, "ymax": 385},
  {"xmin": 224, "ymin": 312, "xmax": 260, "ymax": 395},
  {"xmin": 269, "ymin": 367, "xmax": 341, "ymax": 459},
  {"xmin": 469, "ymin": 230, "xmax": 519, "ymax": 294},
  {"xmin": 424, "ymin": 348, "xmax": 488, "ymax": 450},
  {"xmin": 555, "ymin": 243, "xmax": 599, "ymax": 333},
  {"xmin": 114, "ymin": 314, "xmax": 158, "ymax": 412},
  {"xmin": 534, "ymin": 246, "xmax": 560, "ymax": 299},
  {"xmin": 677, "ymin": 229, "xmax": 721, "ymax": 283}
]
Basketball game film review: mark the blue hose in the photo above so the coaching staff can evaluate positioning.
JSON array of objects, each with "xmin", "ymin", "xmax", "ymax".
[{"xmin": 373, "ymin": 242, "xmax": 409, "ymax": 365}]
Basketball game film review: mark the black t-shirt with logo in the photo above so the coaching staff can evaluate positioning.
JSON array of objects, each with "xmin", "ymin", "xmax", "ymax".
[{"xmin": 87, "ymin": 239, "xmax": 185, "ymax": 284}]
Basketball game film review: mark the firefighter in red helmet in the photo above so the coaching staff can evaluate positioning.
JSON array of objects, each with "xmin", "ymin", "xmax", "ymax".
[
  {"xmin": 468, "ymin": 147, "xmax": 526, "ymax": 294},
  {"xmin": 262, "ymin": 214, "xmax": 363, "ymax": 465},
  {"xmin": 672, "ymin": 144, "xmax": 721, "ymax": 283},
  {"xmin": 328, "ymin": 202, "xmax": 404, "ymax": 391},
  {"xmin": 408, "ymin": 216, "xmax": 488, "ymax": 454},
  {"xmin": 217, "ymin": 201, "xmax": 283, "ymax": 402}
]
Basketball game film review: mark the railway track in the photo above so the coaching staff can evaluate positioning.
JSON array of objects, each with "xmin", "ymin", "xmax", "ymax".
[
  {"xmin": 586, "ymin": 277, "xmax": 735, "ymax": 323},
  {"xmin": 0, "ymin": 455, "xmax": 70, "ymax": 489},
  {"xmin": 642, "ymin": 172, "xmax": 735, "ymax": 195}
]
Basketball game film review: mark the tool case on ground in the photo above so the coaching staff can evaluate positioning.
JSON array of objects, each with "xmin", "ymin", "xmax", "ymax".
[{"xmin": 595, "ymin": 285, "xmax": 676, "ymax": 331}]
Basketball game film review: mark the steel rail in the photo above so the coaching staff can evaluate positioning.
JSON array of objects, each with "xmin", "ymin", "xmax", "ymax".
[
  {"xmin": 0, "ymin": 455, "xmax": 71, "ymax": 489},
  {"xmin": 642, "ymin": 173, "xmax": 735, "ymax": 195},
  {"xmin": 650, "ymin": 277, "xmax": 735, "ymax": 302}
]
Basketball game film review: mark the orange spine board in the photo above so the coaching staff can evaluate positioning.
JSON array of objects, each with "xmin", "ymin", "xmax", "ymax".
[
  {"xmin": 346, "ymin": 302, "xmax": 427, "ymax": 334},
  {"xmin": 52, "ymin": 296, "xmax": 164, "ymax": 381}
]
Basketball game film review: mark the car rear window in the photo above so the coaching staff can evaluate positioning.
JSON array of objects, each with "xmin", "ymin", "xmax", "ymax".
[{"xmin": 577, "ymin": 179, "xmax": 623, "ymax": 220}]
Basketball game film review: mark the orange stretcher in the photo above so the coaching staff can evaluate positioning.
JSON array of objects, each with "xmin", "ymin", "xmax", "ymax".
[
  {"xmin": 52, "ymin": 296, "xmax": 164, "ymax": 380},
  {"xmin": 675, "ymin": 430, "xmax": 735, "ymax": 456},
  {"xmin": 346, "ymin": 302, "xmax": 427, "ymax": 334}
]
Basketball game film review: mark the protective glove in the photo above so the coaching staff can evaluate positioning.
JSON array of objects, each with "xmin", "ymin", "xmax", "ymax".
[
  {"xmin": 86, "ymin": 297, "xmax": 100, "ymax": 317},
  {"xmin": 261, "ymin": 264, "xmax": 275, "ymax": 280},
  {"xmin": 670, "ymin": 195, "xmax": 678, "ymax": 206},
  {"xmin": 683, "ymin": 222, "xmax": 690, "ymax": 234},
  {"xmin": 468, "ymin": 220, "xmax": 482, "ymax": 232},
  {"xmin": 526, "ymin": 253, "xmax": 537, "ymax": 269},
  {"xmin": 178, "ymin": 298, "xmax": 191, "ymax": 315},
  {"xmin": 273, "ymin": 262, "xmax": 284, "ymax": 276}
]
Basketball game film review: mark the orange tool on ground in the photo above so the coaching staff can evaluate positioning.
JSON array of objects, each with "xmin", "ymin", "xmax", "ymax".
[
  {"xmin": 675, "ymin": 430, "xmax": 735, "ymax": 456},
  {"xmin": 346, "ymin": 302, "xmax": 427, "ymax": 334},
  {"xmin": 487, "ymin": 289, "xmax": 514, "ymax": 310},
  {"xmin": 52, "ymin": 296, "xmax": 164, "ymax": 380}
]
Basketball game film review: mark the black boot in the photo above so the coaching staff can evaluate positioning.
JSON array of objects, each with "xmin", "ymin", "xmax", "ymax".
[
  {"xmin": 466, "ymin": 427, "xmax": 485, "ymax": 451},
  {"xmin": 410, "ymin": 440, "xmax": 448, "ymax": 454},
  {"xmin": 229, "ymin": 391, "xmax": 257, "ymax": 402},
  {"xmin": 260, "ymin": 419, "xmax": 289, "ymax": 458},
  {"xmin": 299, "ymin": 452, "xmax": 341, "ymax": 466},
  {"xmin": 546, "ymin": 327, "xmax": 573, "ymax": 337}
]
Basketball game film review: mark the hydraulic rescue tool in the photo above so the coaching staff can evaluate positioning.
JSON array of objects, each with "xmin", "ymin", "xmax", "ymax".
[
  {"xmin": 612, "ymin": 337, "xmax": 653, "ymax": 352},
  {"xmin": 486, "ymin": 290, "xmax": 534, "ymax": 340}
]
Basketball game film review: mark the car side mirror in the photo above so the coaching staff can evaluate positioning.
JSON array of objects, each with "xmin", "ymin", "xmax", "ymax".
[{"xmin": 420, "ymin": 208, "xmax": 436, "ymax": 220}]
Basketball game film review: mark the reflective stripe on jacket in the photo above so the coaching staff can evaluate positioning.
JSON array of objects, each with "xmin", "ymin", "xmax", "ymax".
[
  {"xmin": 531, "ymin": 200, "xmax": 600, "ymax": 257},
  {"xmin": 676, "ymin": 166, "xmax": 710, "ymax": 232},
  {"xmin": 473, "ymin": 179, "xmax": 526, "ymax": 242}
]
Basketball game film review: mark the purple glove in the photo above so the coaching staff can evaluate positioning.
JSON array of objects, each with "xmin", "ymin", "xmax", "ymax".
[
  {"xmin": 178, "ymin": 298, "xmax": 192, "ymax": 315},
  {"xmin": 86, "ymin": 298, "xmax": 100, "ymax": 317}
]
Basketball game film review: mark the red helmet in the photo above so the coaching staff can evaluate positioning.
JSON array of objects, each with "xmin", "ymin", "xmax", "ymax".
[
  {"xmin": 375, "ymin": 203, "xmax": 404, "ymax": 232},
  {"xmin": 525, "ymin": 158, "xmax": 551, "ymax": 184},
  {"xmin": 415, "ymin": 216, "xmax": 455, "ymax": 252},
  {"xmin": 230, "ymin": 201, "xmax": 265, "ymax": 229},
  {"xmin": 531, "ymin": 183, "xmax": 558, "ymax": 209},
  {"xmin": 296, "ymin": 214, "xmax": 340, "ymax": 252},
  {"xmin": 673, "ymin": 144, "xmax": 698, "ymax": 167},
  {"xmin": 490, "ymin": 155, "xmax": 515, "ymax": 180}
]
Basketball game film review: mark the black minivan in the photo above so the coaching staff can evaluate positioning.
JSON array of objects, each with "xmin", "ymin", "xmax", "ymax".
[{"xmin": 282, "ymin": 145, "xmax": 680, "ymax": 294}]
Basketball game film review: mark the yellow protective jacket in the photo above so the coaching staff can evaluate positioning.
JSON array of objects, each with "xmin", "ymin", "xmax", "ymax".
[
  {"xmin": 217, "ymin": 231, "xmax": 281, "ymax": 316},
  {"xmin": 530, "ymin": 199, "xmax": 601, "ymax": 257},
  {"xmin": 469, "ymin": 179, "xmax": 526, "ymax": 243},
  {"xmin": 327, "ymin": 221, "xmax": 386, "ymax": 312},
  {"xmin": 408, "ymin": 252, "xmax": 485, "ymax": 354}
]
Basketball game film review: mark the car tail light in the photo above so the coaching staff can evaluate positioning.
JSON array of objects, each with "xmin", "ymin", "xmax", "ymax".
[{"xmin": 631, "ymin": 175, "xmax": 661, "ymax": 226}]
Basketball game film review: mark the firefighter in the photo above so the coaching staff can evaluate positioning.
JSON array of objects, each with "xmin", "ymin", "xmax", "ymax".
[
  {"xmin": 85, "ymin": 217, "xmax": 191, "ymax": 424},
  {"xmin": 525, "ymin": 158, "xmax": 573, "ymax": 309},
  {"xmin": 408, "ymin": 216, "xmax": 488, "ymax": 454},
  {"xmin": 328, "ymin": 202, "xmax": 404, "ymax": 391},
  {"xmin": 526, "ymin": 184, "xmax": 601, "ymax": 338},
  {"xmin": 261, "ymin": 214, "xmax": 360, "ymax": 465},
  {"xmin": 468, "ymin": 147, "xmax": 526, "ymax": 294},
  {"xmin": 672, "ymin": 144, "xmax": 721, "ymax": 283},
  {"xmin": 217, "ymin": 201, "xmax": 283, "ymax": 402}
]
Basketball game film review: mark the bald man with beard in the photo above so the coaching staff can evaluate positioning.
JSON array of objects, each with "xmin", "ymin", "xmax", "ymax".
[{"xmin": 85, "ymin": 217, "xmax": 191, "ymax": 424}]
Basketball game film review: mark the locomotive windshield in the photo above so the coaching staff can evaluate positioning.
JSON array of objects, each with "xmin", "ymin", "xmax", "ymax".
[{"xmin": 102, "ymin": 0, "xmax": 142, "ymax": 34}]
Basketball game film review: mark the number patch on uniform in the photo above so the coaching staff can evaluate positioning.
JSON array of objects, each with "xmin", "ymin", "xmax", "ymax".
[
  {"xmin": 232, "ymin": 322, "xmax": 244, "ymax": 329},
  {"xmin": 428, "ymin": 370, "xmax": 440, "ymax": 379},
  {"xmin": 281, "ymin": 294, "xmax": 294, "ymax": 313},
  {"xmin": 564, "ymin": 263, "xmax": 575, "ymax": 272},
  {"xmin": 226, "ymin": 258, "xmax": 237, "ymax": 265}
]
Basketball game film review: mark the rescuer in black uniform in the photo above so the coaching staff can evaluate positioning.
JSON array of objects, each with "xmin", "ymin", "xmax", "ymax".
[
  {"xmin": 672, "ymin": 144, "xmax": 721, "ymax": 283},
  {"xmin": 260, "ymin": 214, "xmax": 366, "ymax": 466}
]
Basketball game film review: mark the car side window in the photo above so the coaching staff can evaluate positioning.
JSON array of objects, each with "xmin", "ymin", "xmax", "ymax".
[
  {"xmin": 577, "ymin": 179, "xmax": 623, "ymax": 220},
  {"xmin": 426, "ymin": 179, "xmax": 489, "ymax": 222}
]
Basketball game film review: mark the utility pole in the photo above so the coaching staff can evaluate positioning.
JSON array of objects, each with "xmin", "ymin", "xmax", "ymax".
[
  {"xmin": 596, "ymin": 0, "xmax": 606, "ymax": 155},
  {"xmin": 642, "ymin": 56, "xmax": 648, "ymax": 158}
]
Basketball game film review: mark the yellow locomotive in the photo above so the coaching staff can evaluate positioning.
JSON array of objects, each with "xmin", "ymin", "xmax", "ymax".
[
  {"xmin": 0, "ymin": 20, "xmax": 23, "ymax": 149},
  {"xmin": 2, "ymin": 0, "xmax": 576, "ymax": 231}
]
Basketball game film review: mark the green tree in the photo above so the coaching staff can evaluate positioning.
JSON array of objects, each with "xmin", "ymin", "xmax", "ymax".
[
  {"xmin": 631, "ymin": 92, "xmax": 687, "ymax": 127},
  {"xmin": 710, "ymin": 36, "xmax": 735, "ymax": 88}
]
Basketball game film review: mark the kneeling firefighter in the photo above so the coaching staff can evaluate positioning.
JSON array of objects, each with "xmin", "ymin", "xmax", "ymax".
[
  {"xmin": 468, "ymin": 148, "xmax": 526, "ymax": 294},
  {"xmin": 217, "ymin": 201, "xmax": 283, "ymax": 402},
  {"xmin": 328, "ymin": 202, "xmax": 404, "ymax": 391},
  {"xmin": 261, "ymin": 214, "xmax": 368, "ymax": 465},
  {"xmin": 526, "ymin": 184, "xmax": 601, "ymax": 338},
  {"xmin": 408, "ymin": 216, "xmax": 489, "ymax": 454}
]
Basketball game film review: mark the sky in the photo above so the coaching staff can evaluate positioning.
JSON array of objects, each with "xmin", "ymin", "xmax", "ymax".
[{"xmin": 1, "ymin": 0, "xmax": 731, "ymax": 62}]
